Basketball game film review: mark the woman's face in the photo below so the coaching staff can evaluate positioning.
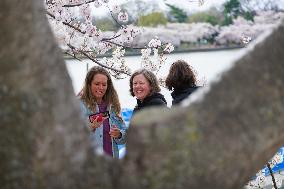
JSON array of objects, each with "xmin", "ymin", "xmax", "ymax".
[
  {"xmin": 132, "ymin": 74, "xmax": 151, "ymax": 101},
  {"xmin": 91, "ymin": 73, "xmax": 108, "ymax": 103}
]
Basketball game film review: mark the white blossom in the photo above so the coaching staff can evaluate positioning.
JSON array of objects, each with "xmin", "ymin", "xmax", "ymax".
[
  {"xmin": 118, "ymin": 11, "xmax": 129, "ymax": 23},
  {"xmin": 113, "ymin": 46, "xmax": 125, "ymax": 58},
  {"xmin": 163, "ymin": 43, "xmax": 174, "ymax": 53},
  {"xmin": 148, "ymin": 37, "xmax": 161, "ymax": 48},
  {"xmin": 102, "ymin": 0, "xmax": 109, "ymax": 3},
  {"xmin": 273, "ymin": 153, "xmax": 283, "ymax": 164},
  {"xmin": 158, "ymin": 77, "xmax": 166, "ymax": 88},
  {"xmin": 198, "ymin": 0, "xmax": 204, "ymax": 6},
  {"xmin": 112, "ymin": 5, "xmax": 121, "ymax": 14},
  {"xmin": 216, "ymin": 12, "xmax": 284, "ymax": 45},
  {"xmin": 93, "ymin": 0, "xmax": 102, "ymax": 8},
  {"xmin": 141, "ymin": 48, "xmax": 151, "ymax": 57},
  {"xmin": 241, "ymin": 34, "xmax": 252, "ymax": 44},
  {"xmin": 275, "ymin": 177, "xmax": 283, "ymax": 188},
  {"xmin": 79, "ymin": 4, "xmax": 92, "ymax": 21},
  {"xmin": 256, "ymin": 174, "xmax": 266, "ymax": 188}
]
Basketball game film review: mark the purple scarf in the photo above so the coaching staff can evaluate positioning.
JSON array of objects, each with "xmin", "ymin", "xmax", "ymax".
[{"xmin": 98, "ymin": 102, "xmax": 112, "ymax": 157}]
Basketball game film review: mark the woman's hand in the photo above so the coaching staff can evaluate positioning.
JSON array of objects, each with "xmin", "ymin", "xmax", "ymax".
[
  {"xmin": 109, "ymin": 125, "xmax": 122, "ymax": 139},
  {"xmin": 89, "ymin": 116, "xmax": 107, "ymax": 131}
]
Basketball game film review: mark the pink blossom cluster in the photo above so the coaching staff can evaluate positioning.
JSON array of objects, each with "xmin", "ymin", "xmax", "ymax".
[{"xmin": 45, "ymin": 0, "xmax": 175, "ymax": 79}]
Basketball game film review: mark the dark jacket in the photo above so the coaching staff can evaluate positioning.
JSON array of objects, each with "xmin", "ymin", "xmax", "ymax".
[
  {"xmin": 171, "ymin": 86, "xmax": 199, "ymax": 105},
  {"xmin": 133, "ymin": 92, "xmax": 167, "ymax": 114}
]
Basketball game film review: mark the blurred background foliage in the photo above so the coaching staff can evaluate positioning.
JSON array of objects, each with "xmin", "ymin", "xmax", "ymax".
[{"xmin": 94, "ymin": 0, "xmax": 283, "ymax": 30}]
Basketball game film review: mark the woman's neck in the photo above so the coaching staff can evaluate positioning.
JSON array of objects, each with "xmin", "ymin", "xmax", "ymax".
[{"xmin": 96, "ymin": 98, "xmax": 103, "ymax": 104}]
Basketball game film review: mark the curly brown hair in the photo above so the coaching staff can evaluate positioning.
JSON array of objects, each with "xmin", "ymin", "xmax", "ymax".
[
  {"xmin": 80, "ymin": 66, "xmax": 122, "ymax": 117},
  {"xmin": 165, "ymin": 60, "xmax": 197, "ymax": 91},
  {"xmin": 129, "ymin": 68, "xmax": 161, "ymax": 97}
]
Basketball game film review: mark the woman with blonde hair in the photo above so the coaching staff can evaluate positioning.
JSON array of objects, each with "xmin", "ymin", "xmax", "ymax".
[{"xmin": 79, "ymin": 66, "xmax": 126, "ymax": 158}]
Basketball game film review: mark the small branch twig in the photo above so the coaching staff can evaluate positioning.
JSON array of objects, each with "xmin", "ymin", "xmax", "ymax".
[
  {"xmin": 106, "ymin": 5, "xmax": 124, "ymax": 28},
  {"xmin": 267, "ymin": 163, "xmax": 278, "ymax": 189},
  {"xmin": 67, "ymin": 44, "xmax": 131, "ymax": 76},
  {"xmin": 46, "ymin": 12, "xmax": 144, "ymax": 48},
  {"xmin": 65, "ymin": 51, "xmax": 81, "ymax": 61},
  {"xmin": 62, "ymin": 0, "xmax": 97, "ymax": 7},
  {"xmin": 101, "ymin": 40, "xmax": 145, "ymax": 50}
]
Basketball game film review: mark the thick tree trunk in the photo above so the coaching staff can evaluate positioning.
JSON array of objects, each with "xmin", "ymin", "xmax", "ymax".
[
  {"xmin": 0, "ymin": 1, "xmax": 94, "ymax": 188},
  {"xmin": 1, "ymin": 0, "xmax": 284, "ymax": 189},
  {"xmin": 123, "ymin": 22, "xmax": 284, "ymax": 188}
]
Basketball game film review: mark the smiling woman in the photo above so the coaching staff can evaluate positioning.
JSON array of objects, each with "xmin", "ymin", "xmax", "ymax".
[
  {"xmin": 79, "ymin": 66, "xmax": 128, "ymax": 158},
  {"xmin": 129, "ymin": 68, "xmax": 167, "ymax": 115},
  {"xmin": 65, "ymin": 48, "xmax": 245, "ymax": 108},
  {"xmin": 91, "ymin": 73, "xmax": 108, "ymax": 104}
]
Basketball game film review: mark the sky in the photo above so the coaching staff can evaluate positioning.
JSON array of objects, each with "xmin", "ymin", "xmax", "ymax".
[
  {"xmin": 93, "ymin": 0, "xmax": 228, "ymax": 16},
  {"xmin": 160, "ymin": 0, "xmax": 227, "ymax": 11}
]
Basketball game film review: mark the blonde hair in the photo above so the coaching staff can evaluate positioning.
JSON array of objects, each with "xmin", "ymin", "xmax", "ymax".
[{"xmin": 80, "ymin": 66, "xmax": 122, "ymax": 118}]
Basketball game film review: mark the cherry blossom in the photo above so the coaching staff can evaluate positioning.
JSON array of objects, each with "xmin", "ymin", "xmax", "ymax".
[{"xmin": 46, "ymin": 0, "xmax": 176, "ymax": 78}]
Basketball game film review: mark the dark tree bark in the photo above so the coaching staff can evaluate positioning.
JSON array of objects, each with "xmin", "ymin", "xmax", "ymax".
[
  {"xmin": 123, "ymin": 23, "xmax": 284, "ymax": 188},
  {"xmin": 0, "ymin": 0, "xmax": 95, "ymax": 188},
  {"xmin": 1, "ymin": 0, "xmax": 284, "ymax": 189}
]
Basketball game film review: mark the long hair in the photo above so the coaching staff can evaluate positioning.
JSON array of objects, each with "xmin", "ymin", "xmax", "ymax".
[
  {"xmin": 80, "ymin": 66, "xmax": 121, "ymax": 117},
  {"xmin": 165, "ymin": 60, "xmax": 197, "ymax": 91},
  {"xmin": 129, "ymin": 68, "xmax": 161, "ymax": 97}
]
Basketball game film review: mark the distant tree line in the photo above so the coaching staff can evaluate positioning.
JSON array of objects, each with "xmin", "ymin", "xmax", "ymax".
[{"xmin": 93, "ymin": 0, "xmax": 283, "ymax": 31}]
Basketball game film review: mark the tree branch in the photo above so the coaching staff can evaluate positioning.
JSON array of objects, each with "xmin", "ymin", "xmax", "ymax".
[
  {"xmin": 67, "ymin": 44, "xmax": 131, "ymax": 76},
  {"xmin": 267, "ymin": 163, "xmax": 278, "ymax": 189}
]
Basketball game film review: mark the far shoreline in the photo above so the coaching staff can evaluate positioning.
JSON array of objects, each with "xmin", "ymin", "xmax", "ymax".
[{"xmin": 64, "ymin": 45, "xmax": 244, "ymax": 60}]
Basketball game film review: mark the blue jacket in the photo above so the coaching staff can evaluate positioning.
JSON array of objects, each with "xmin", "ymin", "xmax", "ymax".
[{"xmin": 80, "ymin": 101, "xmax": 127, "ymax": 158}]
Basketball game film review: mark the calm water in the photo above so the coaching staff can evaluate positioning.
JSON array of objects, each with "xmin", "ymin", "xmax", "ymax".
[{"xmin": 65, "ymin": 48, "xmax": 246, "ymax": 108}]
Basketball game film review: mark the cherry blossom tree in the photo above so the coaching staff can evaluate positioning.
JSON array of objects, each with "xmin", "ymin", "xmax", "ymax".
[
  {"xmin": 45, "ymin": 0, "xmax": 284, "ymax": 80},
  {"xmin": 45, "ymin": 3, "xmax": 284, "ymax": 188},
  {"xmin": 215, "ymin": 11, "xmax": 284, "ymax": 45},
  {"xmin": 2, "ymin": 0, "xmax": 284, "ymax": 188},
  {"xmin": 240, "ymin": 0, "xmax": 284, "ymax": 12},
  {"xmin": 45, "ymin": 0, "xmax": 180, "ymax": 78}
]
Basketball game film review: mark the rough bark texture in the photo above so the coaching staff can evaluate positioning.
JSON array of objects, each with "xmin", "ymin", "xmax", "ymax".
[
  {"xmin": 0, "ymin": 1, "xmax": 94, "ymax": 188},
  {"xmin": 123, "ymin": 22, "xmax": 284, "ymax": 188},
  {"xmin": 1, "ymin": 0, "xmax": 284, "ymax": 189}
]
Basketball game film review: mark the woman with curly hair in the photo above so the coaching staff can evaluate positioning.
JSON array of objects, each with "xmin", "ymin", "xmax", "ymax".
[
  {"xmin": 165, "ymin": 60, "xmax": 200, "ymax": 105},
  {"xmin": 79, "ymin": 66, "xmax": 126, "ymax": 158},
  {"xmin": 129, "ymin": 68, "xmax": 167, "ymax": 114}
]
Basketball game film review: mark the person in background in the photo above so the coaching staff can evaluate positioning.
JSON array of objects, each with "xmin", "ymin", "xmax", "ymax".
[
  {"xmin": 129, "ymin": 68, "xmax": 167, "ymax": 114},
  {"xmin": 165, "ymin": 59, "xmax": 200, "ymax": 105},
  {"xmin": 79, "ymin": 66, "xmax": 127, "ymax": 158}
]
